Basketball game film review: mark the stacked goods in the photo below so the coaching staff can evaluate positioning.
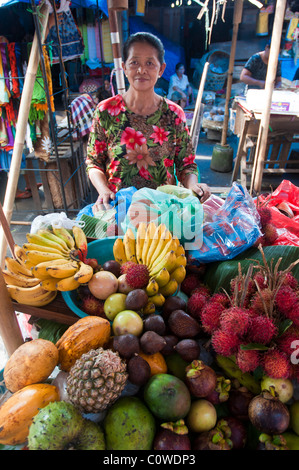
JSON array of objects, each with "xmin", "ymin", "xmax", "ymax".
[{"xmin": 2, "ymin": 226, "xmax": 97, "ymax": 307}]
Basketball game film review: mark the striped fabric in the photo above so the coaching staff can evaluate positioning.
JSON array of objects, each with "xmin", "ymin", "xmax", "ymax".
[{"xmin": 70, "ymin": 93, "xmax": 96, "ymax": 139}]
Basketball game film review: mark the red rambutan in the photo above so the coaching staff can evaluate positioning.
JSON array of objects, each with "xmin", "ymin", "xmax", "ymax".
[
  {"xmin": 219, "ymin": 306, "xmax": 251, "ymax": 338},
  {"xmin": 81, "ymin": 294, "xmax": 106, "ymax": 317},
  {"xmin": 277, "ymin": 326, "xmax": 299, "ymax": 357},
  {"xmin": 246, "ymin": 315, "xmax": 278, "ymax": 344},
  {"xmin": 250, "ymin": 288, "xmax": 273, "ymax": 315},
  {"xmin": 284, "ymin": 302, "xmax": 299, "ymax": 326},
  {"xmin": 209, "ymin": 292, "xmax": 230, "ymax": 307},
  {"xmin": 187, "ymin": 292, "xmax": 208, "ymax": 319},
  {"xmin": 253, "ymin": 271, "xmax": 268, "ymax": 290},
  {"xmin": 200, "ymin": 301, "xmax": 225, "ymax": 334},
  {"xmin": 120, "ymin": 261, "xmax": 137, "ymax": 274},
  {"xmin": 275, "ymin": 285, "xmax": 298, "ymax": 316},
  {"xmin": 236, "ymin": 348, "xmax": 260, "ymax": 373},
  {"xmin": 190, "ymin": 283, "xmax": 211, "ymax": 298},
  {"xmin": 181, "ymin": 274, "xmax": 202, "ymax": 296},
  {"xmin": 263, "ymin": 223, "xmax": 278, "ymax": 245},
  {"xmin": 211, "ymin": 328, "xmax": 240, "ymax": 356},
  {"xmin": 280, "ymin": 271, "xmax": 298, "ymax": 290},
  {"xmin": 257, "ymin": 206, "xmax": 272, "ymax": 226},
  {"xmin": 125, "ymin": 264, "xmax": 150, "ymax": 289},
  {"xmin": 262, "ymin": 349, "xmax": 291, "ymax": 379}
]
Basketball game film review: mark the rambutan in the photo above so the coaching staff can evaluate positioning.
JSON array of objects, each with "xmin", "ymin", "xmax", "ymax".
[
  {"xmin": 276, "ymin": 326, "xmax": 299, "ymax": 356},
  {"xmin": 284, "ymin": 302, "xmax": 299, "ymax": 326},
  {"xmin": 120, "ymin": 261, "xmax": 137, "ymax": 274},
  {"xmin": 246, "ymin": 315, "xmax": 278, "ymax": 344},
  {"xmin": 253, "ymin": 271, "xmax": 268, "ymax": 290},
  {"xmin": 250, "ymin": 288, "xmax": 273, "ymax": 315},
  {"xmin": 125, "ymin": 264, "xmax": 150, "ymax": 289},
  {"xmin": 209, "ymin": 292, "xmax": 230, "ymax": 307},
  {"xmin": 262, "ymin": 349, "xmax": 291, "ymax": 379},
  {"xmin": 275, "ymin": 285, "xmax": 298, "ymax": 316},
  {"xmin": 230, "ymin": 277, "xmax": 255, "ymax": 297},
  {"xmin": 257, "ymin": 206, "xmax": 272, "ymax": 226},
  {"xmin": 81, "ymin": 294, "xmax": 106, "ymax": 317},
  {"xmin": 187, "ymin": 292, "xmax": 208, "ymax": 319},
  {"xmin": 191, "ymin": 283, "xmax": 211, "ymax": 299},
  {"xmin": 200, "ymin": 301, "xmax": 225, "ymax": 334},
  {"xmin": 181, "ymin": 274, "xmax": 202, "ymax": 296},
  {"xmin": 280, "ymin": 271, "xmax": 298, "ymax": 290},
  {"xmin": 263, "ymin": 223, "xmax": 278, "ymax": 245},
  {"xmin": 211, "ymin": 328, "xmax": 240, "ymax": 356},
  {"xmin": 236, "ymin": 348, "xmax": 260, "ymax": 373},
  {"xmin": 219, "ymin": 307, "xmax": 251, "ymax": 338}
]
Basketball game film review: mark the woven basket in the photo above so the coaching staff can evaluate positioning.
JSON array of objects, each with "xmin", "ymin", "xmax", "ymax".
[{"xmin": 205, "ymin": 50, "xmax": 229, "ymax": 92}]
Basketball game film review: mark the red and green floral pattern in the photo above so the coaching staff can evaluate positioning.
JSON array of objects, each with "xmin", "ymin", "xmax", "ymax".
[{"xmin": 86, "ymin": 94, "xmax": 198, "ymax": 193}]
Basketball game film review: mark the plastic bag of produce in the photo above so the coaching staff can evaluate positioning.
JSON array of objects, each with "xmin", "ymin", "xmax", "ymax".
[
  {"xmin": 187, "ymin": 183, "xmax": 261, "ymax": 265},
  {"xmin": 121, "ymin": 185, "xmax": 204, "ymax": 246}
]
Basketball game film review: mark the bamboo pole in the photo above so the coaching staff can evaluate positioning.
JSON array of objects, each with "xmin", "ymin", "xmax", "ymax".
[
  {"xmin": 108, "ymin": 5, "xmax": 127, "ymax": 95},
  {"xmin": 190, "ymin": 61, "xmax": 209, "ymax": 150},
  {"xmin": 250, "ymin": 0, "xmax": 287, "ymax": 195},
  {"xmin": 0, "ymin": 269, "xmax": 24, "ymax": 356},
  {"xmin": 0, "ymin": 2, "xmax": 50, "ymax": 269},
  {"xmin": 220, "ymin": 0, "xmax": 243, "ymax": 146}
]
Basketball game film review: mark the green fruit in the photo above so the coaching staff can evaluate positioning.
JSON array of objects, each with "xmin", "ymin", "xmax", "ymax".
[
  {"xmin": 103, "ymin": 396, "xmax": 155, "ymax": 450},
  {"xmin": 76, "ymin": 419, "xmax": 105, "ymax": 450},
  {"xmin": 104, "ymin": 293, "xmax": 127, "ymax": 320},
  {"xmin": 187, "ymin": 399, "xmax": 217, "ymax": 433},
  {"xmin": 165, "ymin": 352, "xmax": 189, "ymax": 380},
  {"xmin": 260, "ymin": 376, "xmax": 294, "ymax": 403},
  {"xmin": 143, "ymin": 373, "xmax": 191, "ymax": 421},
  {"xmin": 112, "ymin": 310, "xmax": 143, "ymax": 336},
  {"xmin": 290, "ymin": 401, "xmax": 299, "ymax": 436},
  {"xmin": 283, "ymin": 432, "xmax": 299, "ymax": 450}
]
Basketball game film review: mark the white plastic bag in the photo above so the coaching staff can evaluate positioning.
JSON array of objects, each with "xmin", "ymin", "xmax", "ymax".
[{"xmin": 30, "ymin": 212, "xmax": 84, "ymax": 234}]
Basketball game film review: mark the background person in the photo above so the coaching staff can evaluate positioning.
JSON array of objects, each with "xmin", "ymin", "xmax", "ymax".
[{"xmin": 167, "ymin": 62, "xmax": 193, "ymax": 109}]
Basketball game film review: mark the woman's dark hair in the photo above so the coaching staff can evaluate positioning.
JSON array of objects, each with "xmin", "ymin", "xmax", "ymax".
[
  {"xmin": 175, "ymin": 62, "xmax": 185, "ymax": 71},
  {"xmin": 123, "ymin": 32, "xmax": 165, "ymax": 64}
]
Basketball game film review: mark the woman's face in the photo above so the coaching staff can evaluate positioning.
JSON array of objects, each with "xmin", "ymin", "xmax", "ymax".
[{"xmin": 123, "ymin": 42, "xmax": 166, "ymax": 92}]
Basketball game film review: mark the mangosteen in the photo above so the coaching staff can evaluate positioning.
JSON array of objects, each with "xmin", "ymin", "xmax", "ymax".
[
  {"xmin": 192, "ymin": 429, "xmax": 232, "ymax": 451},
  {"xmin": 248, "ymin": 387, "xmax": 290, "ymax": 435},
  {"xmin": 256, "ymin": 433, "xmax": 289, "ymax": 450},
  {"xmin": 206, "ymin": 375, "xmax": 231, "ymax": 405},
  {"xmin": 228, "ymin": 386, "xmax": 254, "ymax": 421},
  {"xmin": 217, "ymin": 417, "xmax": 247, "ymax": 449},
  {"xmin": 102, "ymin": 259, "xmax": 121, "ymax": 277},
  {"xmin": 153, "ymin": 420, "xmax": 191, "ymax": 451},
  {"xmin": 185, "ymin": 360, "xmax": 217, "ymax": 398}
]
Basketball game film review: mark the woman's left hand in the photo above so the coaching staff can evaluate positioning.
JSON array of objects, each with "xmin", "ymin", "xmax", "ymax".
[{"xmin": 190, "ymin": 183, "xmax": 211, "ymax": 203}]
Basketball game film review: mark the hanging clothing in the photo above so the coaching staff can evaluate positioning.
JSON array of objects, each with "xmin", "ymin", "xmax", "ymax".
[
  {"xmin": 0, "ymin": 46, "xmax": 10, "ymax": 105},
  {"xmin": 70, "ymin": 93, "xmax": 96, "ymax": 139}
]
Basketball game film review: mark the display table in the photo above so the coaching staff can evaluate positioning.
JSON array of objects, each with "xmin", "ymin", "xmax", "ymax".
[{"xmin": 231, "ymin": 98, "xmax": 299, "ymax": 188}]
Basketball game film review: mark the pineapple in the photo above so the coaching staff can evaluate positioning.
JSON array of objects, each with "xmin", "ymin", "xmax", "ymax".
[{"xmin": 66, "ymin": 348, "xmax": 128, "ymax": 413}]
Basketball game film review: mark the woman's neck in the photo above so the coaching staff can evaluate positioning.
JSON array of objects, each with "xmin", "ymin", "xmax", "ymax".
[{"xmin": 122, "ymin": 90, "xmax": 162, "ymax": 116}]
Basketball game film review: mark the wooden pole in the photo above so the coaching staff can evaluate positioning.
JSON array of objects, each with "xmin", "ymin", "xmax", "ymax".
[
  {"xmin": 250, "ymin": 0, "xmax": 287, "ymax": 195},
  {"xmin": 220, "ymin": 0, "xmax": 243, "ymax": 146},
  {"xmin": 0, "ymin": 202, "xmax": 16, "ymax": 258},
  {"xmin": 0, "ymin": 2, "xmax": 50, "ymax": 269},
  {"xmin": 108, "ymin": 7, "xmax": 127, "ymax": 95},
  {"xmin": 0, "ymin": 269, "xmax": 24, "ymax": 356},
  {"xmin": 190, "ymin": 61, "xmax": 209, "ymax": 149}
]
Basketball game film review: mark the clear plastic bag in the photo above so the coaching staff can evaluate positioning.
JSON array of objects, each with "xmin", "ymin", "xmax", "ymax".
[{"xmin": 30, "ymin": 212, "xmax": 84, "ymax": 234}]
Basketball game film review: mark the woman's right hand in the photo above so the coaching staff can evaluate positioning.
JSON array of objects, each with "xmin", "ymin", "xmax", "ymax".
[{"xmin": 92, "ymin": 189, "xmax": 116, "ymax": 213}]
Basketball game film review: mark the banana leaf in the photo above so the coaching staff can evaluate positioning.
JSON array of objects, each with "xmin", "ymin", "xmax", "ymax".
[{"xmin": 203, "ymin": 245, "xmax": 299, "ymax": 294}]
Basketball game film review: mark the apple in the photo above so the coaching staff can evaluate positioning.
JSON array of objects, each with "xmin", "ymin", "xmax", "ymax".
[
  {"xmin": 186, "ymin": 399, "xmax": 217, "ymax": 433},
  {"xmin": 104, "ymin": 293, "xmax": 127, "ymax": 321},
  {"xmin": 112, "ymin": 310, "xmax": 143, "ymax": 336}
]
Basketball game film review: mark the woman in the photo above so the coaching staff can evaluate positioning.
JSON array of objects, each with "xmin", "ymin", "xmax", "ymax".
[
  {"xmin": 240, "ymin": 42, "xmax": 281, "ymax": 91},
  {"xmin": 167, "ymin": 62, "xmax": 193, "ymax": 109},
  {"xmin": 86, "ymin": 32, "xmax": 210, "ymax": 213}
]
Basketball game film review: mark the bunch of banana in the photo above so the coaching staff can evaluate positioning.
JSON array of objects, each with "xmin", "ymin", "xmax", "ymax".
[{"xmin": 113, "ymin": 222, "xmax": 187, "ymax": 308}]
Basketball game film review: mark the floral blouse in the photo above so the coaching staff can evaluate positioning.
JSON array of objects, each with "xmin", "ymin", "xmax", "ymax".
[{"xmin": 86, "ymin": 94, "xmax": 198, "ymax": 193}]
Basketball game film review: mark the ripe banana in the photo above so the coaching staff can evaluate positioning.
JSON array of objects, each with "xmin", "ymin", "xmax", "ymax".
[
  {"xmin": 72, "ymin": 225, "xmax": 87, "ymax": 255},
  {"xmin": 25, "ymin": 250, "xmax": 67, "ymax": 267},
  {"xmin": 145, "ymin": 278, "xmax": 159, "ymax": 296},
  {"xmin": 175, "ymin": 244, "xmax": 185, "ymax": 257},
  {"xmin": 26, "ymin": 233, "xmax": 70, "ymax": 254},
  {"xmin": 150, "ymin": 250, "xmax": 177, "ymax": 277},
  {"xmin": 23, "ymin": 243, "xmax": 69, "ymax": 256},
  {"xmin": 136, "ymin": 222, "xmax": 147, "ymax": 264},
  {"xmin": 147, "ymin": 228, "xmax": 172, "ymax": 270},
  {"xmin": 153, "ymin": 267, "xmax": 170, "ymax": 288},
  {"xmin": 159, "ymin": 278, "xmax": 178, "ymax": 297},
  {"xmin": 149, "ymin": 238, "xmax": 178, "ymax": 273},
  {"xmin": 56, "ymin": 274, "xmax": 81, "ymax": 292},
  {"xmin": 142, "ymin": 301, "xmax": 156, "ymax": 315},
  {"xmin": 5, "ymin": 256, "xmax": 33, "ymax": 278},
  {"xmin": 170, "ymin": 254, "xmax": 187, "ymax": 272},
  {"xmin": 170, "ymin": 265, "xmax": 186, "ymax": 285},
  {"xmin": 53, "ymin": 226, "xmax": 75, "ymax": 250},
  {"xmin": 113, "ymin": 238, "xmax": 127, "ymax": 265},
  {"xmin": 2, "ymin": 269, "xmax": 41, "ymax": 288},
  {"xmin": 37, "ymin": 229, "xmax": 70, "ymax": 252},
  {"xmin": 6, "ymin": 283, "xmax": 57, "ymax": 306},
  {"xmin": 40, "ymin": 277, "xmax": 58, "ymax": 292},
  {"xmin": 73, "ymin": 261, "xmax": 94, "ymax": 284},
  {"xmin": 46, "ymin": 261, "xmax": 79, "ymax": 279},
  {"xmin": 13, "ymin": 245, "xmax": 28, "ymax": 267},
  {"xmin": 33, "ymin": 258, "xmax": 72, "ymax": 280},
  {"xmin": 141, "ymin": 222, "xmax": 157, "ymax": 265},
  {"xmin": 144, "ymin": 223, "xmax": 164, "ymax": 266},
  {"xmin": 149, "ymin": 292, "xmax": 165, "ymax": 307},
  {"xmin": 123, "ymin": 228, "xmax": 137, "ymax": 263}
]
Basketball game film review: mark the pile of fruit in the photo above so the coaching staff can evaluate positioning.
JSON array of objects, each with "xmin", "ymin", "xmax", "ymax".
[{"xmin": 1, "ymin": 225, "xmax": 299, "ymax": 450}]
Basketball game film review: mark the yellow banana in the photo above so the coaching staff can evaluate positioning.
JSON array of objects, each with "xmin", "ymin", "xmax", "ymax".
[
  {"xmin": 153, "ymin": 267, "xmax": 170, "ymax": 287},
  {"xmin": 13, "ymin": 245, "xmax": 28, "ymax": 267},
  {"xmin": 25, "ymin": 250, "xmax": 67, "ymax": 267},
  {"xmin": 149, "ymin": 238, "xmax": 178, "ymax": 273},
  {"xmin": 148, "ymin": 228, "xmax": 172, "ymax": 270},
  {"xmin": 149, "ymin": 292, "xmax": 165, "ymax": 307},
  {"xmin": 141, "ymin": 222, "xmax": 157, "ymax": 264},
  {"xmin": 175, "ymin": 244, "xmax": 185, "ymax": 257},
  {"xmin": 123, "ymin": 228, "xmax": 137, "ymax": 263},
  {"xmin": 52, "ymin": 226, "xmax": 75, "ymax": 250},
  {"xmin": 26, "ymin": 233, "xmax": 70, "ymax": 254},
  {"xmin": 136, "ymin": 222, "xmax": 147, "ymax": 264},
  {"xmin": 170, "ymin": 265, "xmax": 186, "ymax": 285},
  {"xmin": 40, "ymin": 277, "xmax": 58, "ymax": 292},
  {"xmin": 56, "ymin": 274, "xmax": 81, "ymax": 292},
  {"xmin": 23, "ymin": 243, "xmax": 69, "ymax": 256},
  {"xmin": 33, "ymin": 258, "xmax": 72, "ymax": 280},
  {"xmin": 5, "ymin": 256, "xmax": 33, "ymax": 278},
  {"xmin": 6, "ymin": 283, "xmax": 56, "ymax": 306},
  {"xmin": 72, "ymin": 225, "xmax": 87, "ymax": 254},
  {"xmin": 142, "ymin": 301, "xmax": 156, "ymax": 315},
  {"xmin": 73, "ymin": 261, "xmax": 94, "ymax": 284},
  {"xmin": 145, "ymin": 278, "xmax": 159, "ymax": 296},
  {"xmin": 46, "ymin": 261, "xmax": 79, "ymax": 279},
  {"xmin": 170, "ymin": 254, "xmax": 187, "ymax": 272},
  {"xmin": 159, "ymin": 278, "xmax": 179, "ymax": 297},
  {"xmin": 2, "ymin": 269, "xmax": 41, "ymax": 288},
  {"xmin": 150, "ymin": 250, "xmax": 177, "ymax": 277},
  {"xmin": 37, "ymin": 229, "xmax": 70, "ymax": 252},
  {"xmin": 113, "ymin": 238, "xmax": 127, "ymax": 265},
  {"xmin": 172, "ymin": 236, "xmax": 180, "ymax": 251},
  {"xmin": 145, "ymin": 223, "xmax": 165, "ymax": 267}
]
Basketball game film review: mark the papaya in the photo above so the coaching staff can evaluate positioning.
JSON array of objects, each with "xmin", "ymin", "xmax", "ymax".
[
  {"xmin": 0, "ymin": 383, "xmax": 59, "ymax": 445},
  {"xmin": 4, "ymin": 339, "xmax": 59, "ymax": 393}
]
